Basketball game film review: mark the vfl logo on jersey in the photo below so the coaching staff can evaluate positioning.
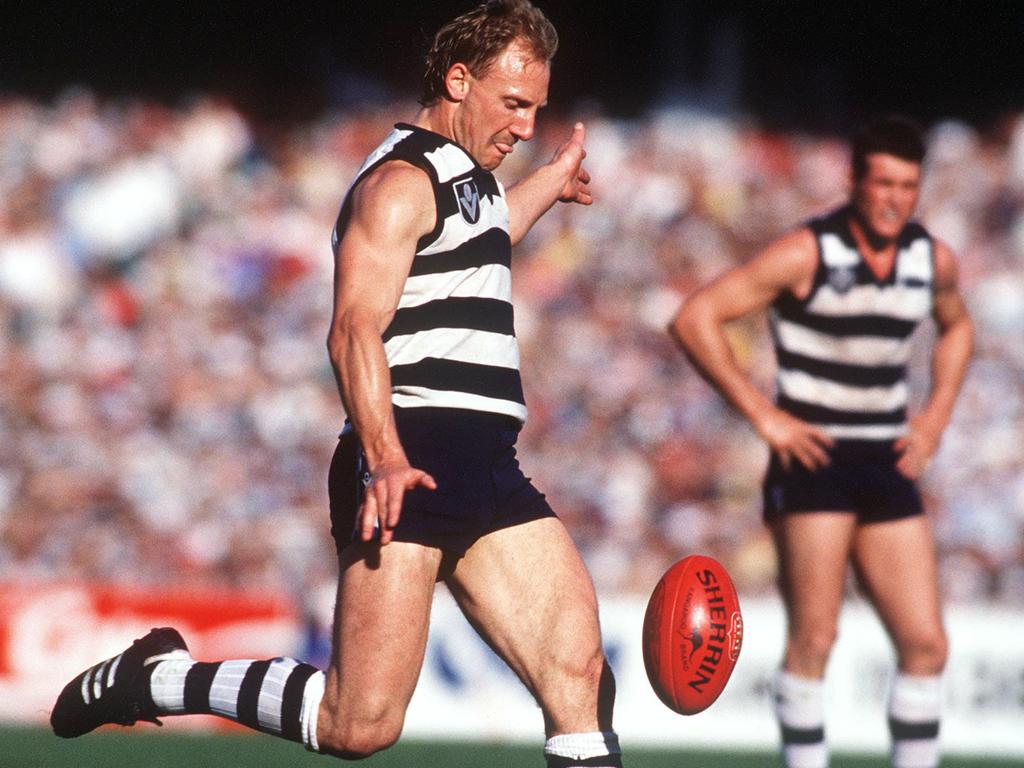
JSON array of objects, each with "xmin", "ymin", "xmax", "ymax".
[
  {"xmin": 454, "ymin": 178, "xmax": 481, "ymax": 224},
  {"xmin": 827, "ymin": 264, "xmax": 857, "ymax": 294}
]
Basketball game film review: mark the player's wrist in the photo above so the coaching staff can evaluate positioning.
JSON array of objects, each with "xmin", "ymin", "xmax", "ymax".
[
  {"xmin": 748, "ymin": 402, "xmax": 781, "ymax": 440},
  {"xmin": 362, "ymin": 441, "xmax": 409, "ymax": 472}
]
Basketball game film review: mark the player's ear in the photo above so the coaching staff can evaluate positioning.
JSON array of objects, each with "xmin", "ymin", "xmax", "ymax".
[{"xmin": 444, "ymin": 63, "xmax": 471, "ymax": 103}]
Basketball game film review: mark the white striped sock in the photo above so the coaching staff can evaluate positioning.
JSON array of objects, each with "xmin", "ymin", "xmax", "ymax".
[
  {"xmin": 889, "ymin": 673, "xmax": 942, "ymax": 768},
  {"xmin": 256, "ymin": 658, "xmax": 299, "ymax": 733},
  {"xmin": 775, "ymin": 670, "xmax": 827, "ymax": 768},
  {"xmin": 149, "ymin": 656, "xmax": 197, "ymax": 714},
  {"xmin": 208, "ymin": 660, "xmax": 256, "ymax": 719}
]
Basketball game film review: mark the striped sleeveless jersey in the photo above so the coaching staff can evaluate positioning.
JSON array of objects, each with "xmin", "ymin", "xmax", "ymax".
[
  {"xmin": 333, "ymin": 124, "xmax": 526, "ymax": 423},
  {"xmin": 768, "ymin": 205, "xmax": 935, "ymax": 441}
]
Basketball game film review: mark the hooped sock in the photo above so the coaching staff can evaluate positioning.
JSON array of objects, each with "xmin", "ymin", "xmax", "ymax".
[
  {"xmin": 148, "ymin": 656, "xmax": 325, "ymax": 751},
  {"xmin": 888, "ymin": 672, "xmax": 942, "ymax": 768},
  {"xmin": 774, "ymin": 670, "xmax": 827, "ymax": 768}
]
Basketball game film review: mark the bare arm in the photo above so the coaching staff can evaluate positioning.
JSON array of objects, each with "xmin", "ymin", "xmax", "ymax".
[
  {"xmin": 669, "ymin": 228, "xmax": 835, "ymax": 470},
  {"xmin": 894, "ymin": 239, "xmax": 974, "ymax": 478},
  {"xmin": 327, "ymin": 162, "xmax": 437, "ymax": 543},
  {"xmin": 505, "ymin": 122, "xmax": 592, "ymax": 246}
]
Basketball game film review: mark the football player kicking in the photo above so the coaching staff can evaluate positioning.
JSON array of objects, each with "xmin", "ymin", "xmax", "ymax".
[
  {"xmin": 51, "ymin": 2, "xmax": 623, "ymax": 766},
  {"xmin": 670, "ymin": 115, "xmax": 972, "ymax": 768}
]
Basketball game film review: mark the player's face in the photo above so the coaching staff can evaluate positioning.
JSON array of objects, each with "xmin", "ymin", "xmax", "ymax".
[
  {"xmin": 852, "ymin": 153, "xmax": 922, "ymax": 242},
  {"xmin": 457, "ymin": 39, "xmax": 550, "ymax": 170}
]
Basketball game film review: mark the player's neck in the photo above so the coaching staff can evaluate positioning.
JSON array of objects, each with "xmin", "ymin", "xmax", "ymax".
[
  {"xmin": 848, "ymin": 208, "xmax": 897, "ymax": 257},
  {"xmin": 411, "ymin": 104, "xmax": 457, "ymax": 145},
  {"xmin": 847, "ymin": 210, "xmax": 899, "ymax": 280}
]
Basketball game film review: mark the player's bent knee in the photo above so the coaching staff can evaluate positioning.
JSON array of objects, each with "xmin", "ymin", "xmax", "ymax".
[
  {"xmin": 316, "ymin": 707, "xmax": 404, "ymax": 760},
  {"xmin": 317, "ymin": 721, "xmax": 402, "ymax": 760},
  {"xmin": 551, "ymin": 645, "xmax": 612, "ymax": 717},
  {"xmin": 556, "ymin": 643, "xmax": 607, "ymax": 691}
]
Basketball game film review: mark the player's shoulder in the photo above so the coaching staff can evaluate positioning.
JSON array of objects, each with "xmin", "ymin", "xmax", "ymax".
[
  {"xmin": 756, "ymin": 225, "xmax": 818, "ymax": 274},
  {"xmin": 929, "ymin": 236, "xmax": 960, "ymax": 288},
  {"xmin": 930, "ymin": 235, "xmax": 956, "ymax": 262},
  {"xmin": 726, "ymin": 225, "xmax": 818, "ymax": 298},
  {"xmin": 350, "ymin": 159, "xmax": 435, "ymax": 232},
  {"xmin": 356, "ymin": 159, "xmax": 433, "ymax": 203}
]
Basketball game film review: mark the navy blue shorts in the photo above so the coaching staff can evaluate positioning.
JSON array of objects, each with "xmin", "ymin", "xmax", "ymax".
[
  {"xmin": 328, "ymin": 407, "xmax": 555, "ymax": 557},
  {"xmin": 762, "ymin": 439, "xmax": 924, "ymax": 524}
]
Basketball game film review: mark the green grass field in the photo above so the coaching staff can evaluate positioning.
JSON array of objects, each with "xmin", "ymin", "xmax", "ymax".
[{"xmin": 6, "ymin": 726, "xmax": 1019, "ymax": 768}]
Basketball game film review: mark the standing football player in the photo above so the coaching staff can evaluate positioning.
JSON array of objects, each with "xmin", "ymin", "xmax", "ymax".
[
  {"xmin": 51, "ymin": 2, "xmax": 623, "ymax": 766},
  {"xmin": 670, "ymin": 115, "xmax": 972, "ymax": 768}
]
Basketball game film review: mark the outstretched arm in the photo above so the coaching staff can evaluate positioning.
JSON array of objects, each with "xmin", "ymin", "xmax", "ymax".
[
  {"xmin": 894, "ymin": 239, "xmax": 974, "ymax": 478},
  {"xmin": 327, "ymin": 162, "xmax": 438, "ymax": 544},
  {"xmin": 505, "ymin": 122, "xmax": 592, "ymax": 246},
  {"xmin": 669, "ymin": 228, "xmax": 835, "ymax": 471}
]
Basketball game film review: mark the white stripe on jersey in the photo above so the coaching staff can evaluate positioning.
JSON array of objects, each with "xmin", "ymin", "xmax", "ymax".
[
  {"xmin": 397, "ymin": 263, "xmax": 511, "ymax": 309},
  {"xmin": 392, "ymin": 387, "xmax": 528, "ymax": 422},
  {"xmin": 773, "ymin": 316, "xmax": 913, "ymax": 366},
  {"xmin": 352, "ymin": 129, "xmax": 413, "ymax": 181},
  {"xmin": 821, "ymin": 423, "xmax": 906, "ymax": 440},
  {"xmin": 424, "ymin": 142, "xmax": 476, "ymax": 183},
  {"xmin": 209, "ymin": 660, "xmax": 255, "ymax": 719},
  {"xmin": 820, "ymin": 233, "xmax": 860, "ymax": 267},
  {"xmin": 418, "ymin": 198, "xmax": 510, "ymax": 256},
  {"xmin": 896, "ymin": 238, "xmax": 933, "ymax": 281},
  {"xmin": 777, "ymin": 368, "xmax": 909, "ymax": 412},
  {"xmin": 386, "ymin": 329, "xmax": 520, "ymax": 369},
  {"xmin": 806, "ymin": 283, "xmax": 932, "ymax": 320}
]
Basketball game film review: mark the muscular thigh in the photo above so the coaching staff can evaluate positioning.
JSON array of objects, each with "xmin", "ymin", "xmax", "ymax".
[
  {"xmin": 324, "ymin": 541, "xmax": 444, "ymax": 720},
  {"xmin": 444, "ymin": 517, "xmax": 604, "ymax": 732},
  {"xmin": 851, "ymin": 516, "xmax": 944, "ymax": 666},
  {"xmin": 771, "ymin": 513, "xmax": 858, "ymax": 631}
]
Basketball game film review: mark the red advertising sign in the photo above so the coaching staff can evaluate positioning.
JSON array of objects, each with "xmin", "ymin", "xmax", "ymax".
[{"xmin": 0, "ymin": 581, "xmax": 302, "ymax": 725}]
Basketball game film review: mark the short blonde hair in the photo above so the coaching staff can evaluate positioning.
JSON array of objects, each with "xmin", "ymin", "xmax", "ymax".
[{"xmin": 420, "ymin": 0, "xmax": 558, "ymax": 106}]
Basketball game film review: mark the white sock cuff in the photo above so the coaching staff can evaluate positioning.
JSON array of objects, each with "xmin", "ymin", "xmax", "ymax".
[
  {"xmin": 300, "ymin": 670, "xmax": 326, "ymax": 752},
  {"xmin": 776, "ymin": 670, "xmax": 824, "ymax": 700},
  {"xmin": 774, "ymin": 670, "xmax": 824, "ymax": 728},
  {"xmin": 544, "ymin": 731, "xmax": 621, "ymax": 759},
  {"xmin": 889, "ymin": 672, "xmax": 942, "ymax": 722}
]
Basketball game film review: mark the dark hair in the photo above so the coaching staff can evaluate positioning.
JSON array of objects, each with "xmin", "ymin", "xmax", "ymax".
[
  {"xmin": 420, "ymin": 0, "xmax": 558, "ymax": 106},
  {"xmin": 851, "ymin": 115, "xmax": 926, "ymax": 180}
]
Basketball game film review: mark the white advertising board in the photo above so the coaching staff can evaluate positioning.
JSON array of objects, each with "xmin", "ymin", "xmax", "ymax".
[
  {"xmin": 2, "ymin": 583, "xmax": 1020, "ymax": 758},
  {"xmin": 403, "ymin": 593, "xmax": 1024, "ymax": 757}
]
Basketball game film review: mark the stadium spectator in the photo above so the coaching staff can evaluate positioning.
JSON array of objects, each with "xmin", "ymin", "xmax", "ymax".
[{"xmin": 1, "ymin": 99, "xmax": 1023, "ymax": 610}]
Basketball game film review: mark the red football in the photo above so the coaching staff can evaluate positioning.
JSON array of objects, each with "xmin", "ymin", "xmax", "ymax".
[{"xmin": 642, "ymin": 555, "xmax": 743, "ymax": 715}]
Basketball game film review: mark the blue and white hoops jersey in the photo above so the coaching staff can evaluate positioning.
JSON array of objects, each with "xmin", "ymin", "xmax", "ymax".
[
  {"xmin": 333, "ymin": 124, "xmax": 527, "ymax": 424},
  {"xmin": 769, "ymin": 206, "xmax": 935, "ymax": 441}
]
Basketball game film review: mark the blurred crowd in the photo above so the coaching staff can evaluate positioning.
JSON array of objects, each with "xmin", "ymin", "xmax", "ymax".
[{"xmin": 2, "ymin": 91, "xmax": 1023, "ymax": 608}]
